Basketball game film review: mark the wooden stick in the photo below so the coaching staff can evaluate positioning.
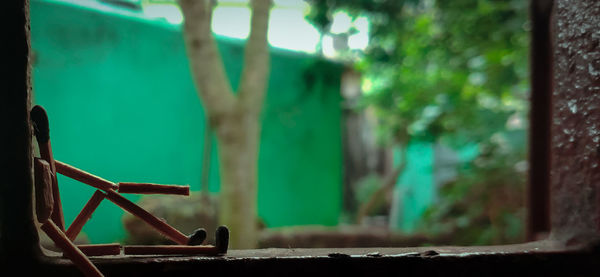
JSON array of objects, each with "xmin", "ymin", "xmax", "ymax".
[
  {"xmin": 117, "ymin": 182, "xmax": 189, "ymax": 196},
  {"xmin": 66, "ymin": 190, "xmax": 105, "ymax": 241},
  {"xmin": 34, "ymin": 158, "xmax": 54, "ymax": 223},
  {"xmin": 31, "ymin": 105, "xmax": 66, "ymax": 230},
  {"xmin": 40, "ymin": 142, "xmax": 66, "ymax": 230},
  {"xmin": 54, "ymin": 160, "xmax": 119, "ymax": 191},
  {"xmin": 41, "ymin": 220, "xmax": 103, "ymax": 277},
  {"xmin": 103, "ymin": 189, "xmax": 189, "ymax": 245},
  {"xmin": 123, "ymin": 245, "xmax": 219, "ymax": 256},
  {"xmin": 76, "ymin": 243, "xmax": 121, "ymax": 256},
  {"xmin": 53, "ymin": 161, "xmax": 190, "ymax": 244}
]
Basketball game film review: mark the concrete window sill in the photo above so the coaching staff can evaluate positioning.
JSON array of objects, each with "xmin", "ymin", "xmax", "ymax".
[{"xmin": 37, "ymin": 240, "xmax": 600, "ymax": 276}]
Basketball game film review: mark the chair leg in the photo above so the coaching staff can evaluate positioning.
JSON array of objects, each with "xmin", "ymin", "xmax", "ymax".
[
  {"xmin": 41, "ymin": 220, "xmax": 103, "ymax": 277},
  {"xmin": 65, "ymin": 190, "xmax": 105, "ymax": 241}
]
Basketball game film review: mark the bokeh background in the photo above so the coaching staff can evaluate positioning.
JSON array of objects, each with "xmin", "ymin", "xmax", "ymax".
[{"xmin": 31, "ymin": 0, "xmax": 529, "ymax": 247}]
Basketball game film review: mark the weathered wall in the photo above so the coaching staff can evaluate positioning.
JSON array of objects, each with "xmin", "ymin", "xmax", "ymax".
[
  {"xmin": 551, "ymin": 0, "xmax": 600, "ymax": 240},
  {"xmin": 0, "ymin": 0, "xmax": 40, "ymax": 264}
]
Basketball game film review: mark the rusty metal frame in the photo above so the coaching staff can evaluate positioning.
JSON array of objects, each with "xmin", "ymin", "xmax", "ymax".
[{"xmin": 527, "ymin": 0, "xmax": 553, "ymax": 241}]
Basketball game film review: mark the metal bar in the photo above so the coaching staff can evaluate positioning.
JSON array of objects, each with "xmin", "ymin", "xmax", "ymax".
[{"xmin": 526, "ymin": 0, "xmax": 553, "ymax": 240}]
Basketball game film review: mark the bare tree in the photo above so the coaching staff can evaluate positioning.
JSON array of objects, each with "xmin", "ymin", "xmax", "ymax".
[{"xmin": 178, "ymin": 0, "xmax": 271, "ymax": 249}]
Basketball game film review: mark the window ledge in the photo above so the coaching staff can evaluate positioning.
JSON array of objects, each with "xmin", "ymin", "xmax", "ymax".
[{"xmin": 37, "ymin": 240, "xmax": 600, "ymax": 276}]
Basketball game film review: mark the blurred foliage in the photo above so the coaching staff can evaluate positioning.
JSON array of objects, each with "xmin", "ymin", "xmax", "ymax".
[
  {"xmin": 307, "ymin": 0, "xmax": 530, "ymax": 244},
  {"xmin": 421, "ymin": 130, "xmax": 528, "ymax": 244}
]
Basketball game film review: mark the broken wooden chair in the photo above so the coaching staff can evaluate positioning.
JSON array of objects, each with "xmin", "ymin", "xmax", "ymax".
[{"xmin": 31, "ymin": 105, "xmax": 228, "ymax": 277}]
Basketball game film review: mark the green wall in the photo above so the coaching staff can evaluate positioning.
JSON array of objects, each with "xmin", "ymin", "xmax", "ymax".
[
  {"xmin": 389, "ymin": 141, "xmax": 480, "ymax": 232},
  {"xmin": 30, "ymin": 0, "xmax": 343, "ymax": 243},
  {"xmin": 390, "ymin": 142, "xmax": 435, "ymax": 232}
]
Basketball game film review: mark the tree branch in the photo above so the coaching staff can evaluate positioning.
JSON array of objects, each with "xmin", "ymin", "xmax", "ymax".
[
  {"xmin": 178, "ymin": 0, "xmax": 236, "ymax": 123},
  {"xmin": 238, "ymin": 0, "xmax": 272, "ymax": 114}
]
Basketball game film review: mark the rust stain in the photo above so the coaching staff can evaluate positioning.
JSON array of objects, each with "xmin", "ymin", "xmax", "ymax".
[{"xmin": 551, "ymin": 0, "xmax": 600, "ymax": 239}]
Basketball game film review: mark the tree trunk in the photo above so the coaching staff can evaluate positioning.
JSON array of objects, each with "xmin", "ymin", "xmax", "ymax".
[
  {"xmin": 179, "ymin": 0, "xmax": 270, "ymax": 249},
  {"xmin": 216, "ymin": 110, "xmax": 261, "ymax": 249}
]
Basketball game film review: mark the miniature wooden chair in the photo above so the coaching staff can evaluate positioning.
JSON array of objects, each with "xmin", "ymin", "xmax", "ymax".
[{"xmin": 31, "ymin": 105, "xmax": 228, "ymax": 277}]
